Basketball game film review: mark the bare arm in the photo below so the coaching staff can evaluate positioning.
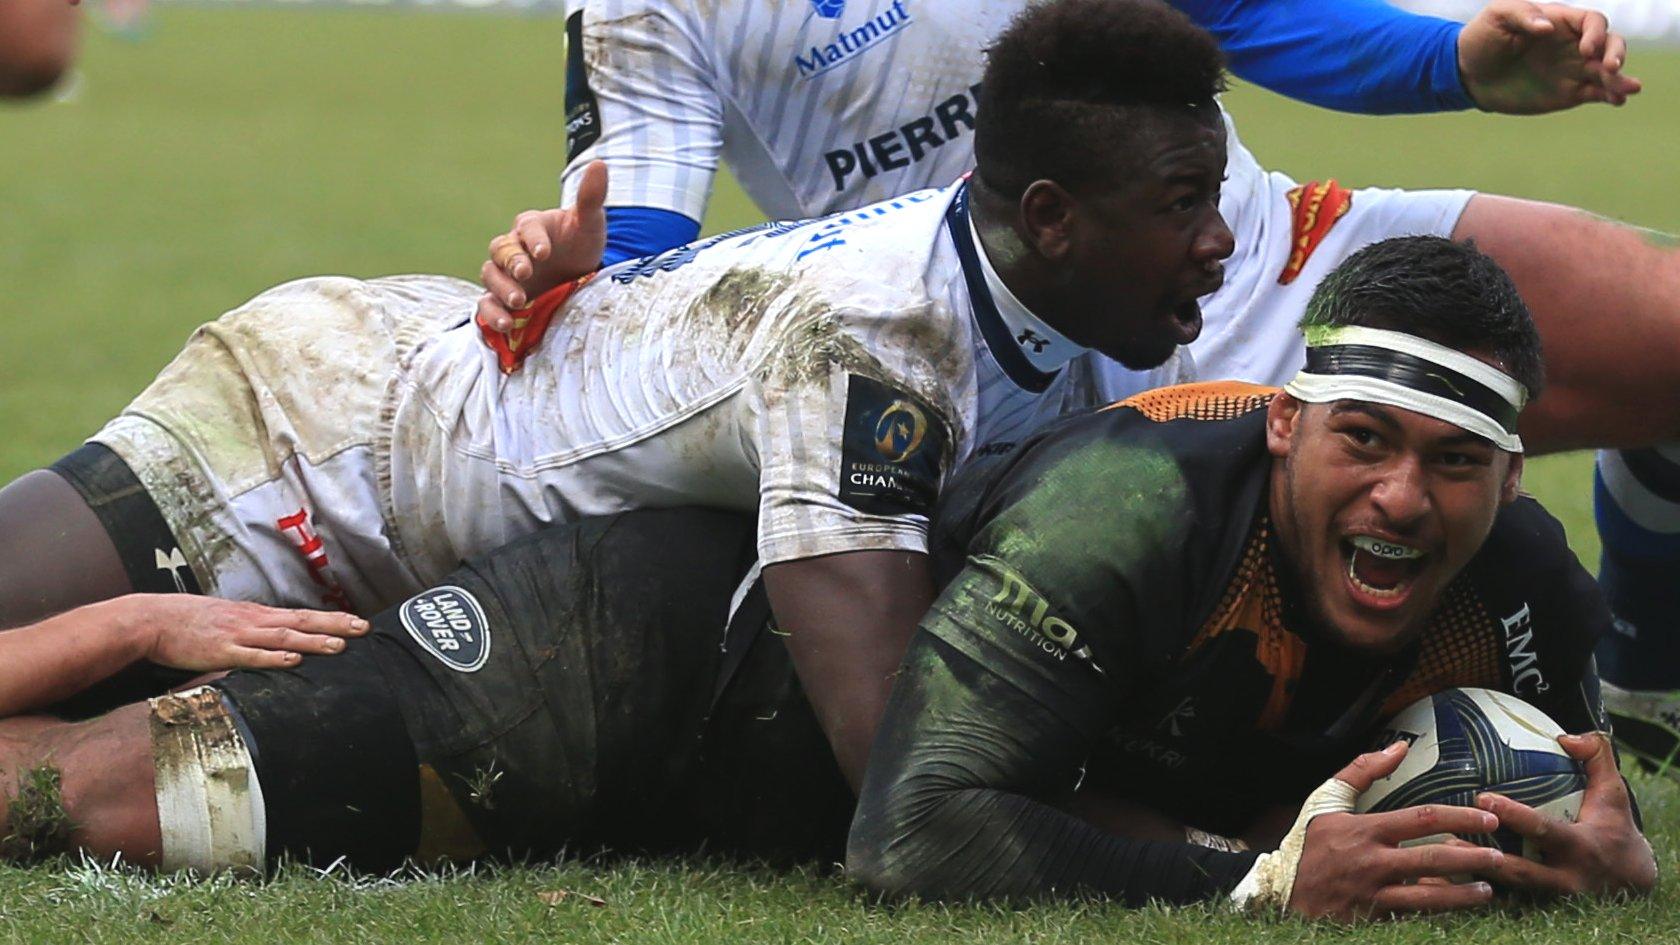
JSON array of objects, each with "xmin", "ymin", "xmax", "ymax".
[
  {"xmin": 0, "ymin": 595, "xmax": 366, "ymax": 717},
  {"xmin": 762, "ymin": 549, "xmax": 1284, "ymax": 847},
  {"xmin": 0, "ymin": 0, "xmax": 78, "ymax": 98},
  {"xmin": 763, "ymin": 550, "xmax": 935, "ymax": 792}
]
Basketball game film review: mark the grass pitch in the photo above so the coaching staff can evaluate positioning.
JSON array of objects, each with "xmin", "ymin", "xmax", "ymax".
[{"xmin": 2, "ymin": 8, "xmax": 1680, "ymax": 941}]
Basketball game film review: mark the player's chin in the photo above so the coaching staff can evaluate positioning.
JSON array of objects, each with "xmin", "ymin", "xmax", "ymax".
[
  {"xmin": 1322, "ymin": 570, "xmax": 1440, "ymax": 655},
  {"xmin": 1104, "ymin": 304, "xmax": 1202, "ymax": 370}
]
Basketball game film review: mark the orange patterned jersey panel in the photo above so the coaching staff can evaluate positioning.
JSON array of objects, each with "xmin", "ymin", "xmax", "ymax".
[{"xmin": 1110, "ymin": 381, "xmax": 1279, "ymax": 424}]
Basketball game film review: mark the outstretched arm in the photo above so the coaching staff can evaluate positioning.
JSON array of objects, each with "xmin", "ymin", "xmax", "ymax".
[
  {"xmin": 848, "ymin": 624, "xmax": 1509, "ymax": 913},
  {"xmin": 0, "ymin": 595, "xmax": 365, "ymax": 717},
  {"xmin": 1177, "ymin": 0, "xmax": 1637, "ymax": 114},
  {"xmin": 848, "ymin": 630, "xmax": 1260, "ymax": 904}
]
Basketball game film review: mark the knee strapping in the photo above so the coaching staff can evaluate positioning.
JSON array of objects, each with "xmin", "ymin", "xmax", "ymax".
[{"xmin": 148, "ymin": 686, "xmax": 266, "ymax": 872}]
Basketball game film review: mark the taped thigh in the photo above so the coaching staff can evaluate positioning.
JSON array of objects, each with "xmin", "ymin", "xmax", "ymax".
[{"xmin": 148, "ymin": 686, "xmax": 266, "ymax": 873}]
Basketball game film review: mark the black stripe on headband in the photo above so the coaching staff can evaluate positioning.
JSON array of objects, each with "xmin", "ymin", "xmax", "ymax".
[{"xmin": 1303, "ymin": 344, "xmax": 1521, "ymax": 434}]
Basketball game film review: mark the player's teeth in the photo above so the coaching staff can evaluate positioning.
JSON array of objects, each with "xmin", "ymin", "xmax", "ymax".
[
  {"xmin": 1351, "ymin": 536, "xmax": 1423, "ymax": 560},
  {"xmin": 1347, "ymin": 552, "xmax": 1407, "ymax": 598}
]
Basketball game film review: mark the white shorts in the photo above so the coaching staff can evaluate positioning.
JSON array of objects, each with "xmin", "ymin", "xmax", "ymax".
[{"xmin": 89, "ymin": 275, "xmax": 478, "ymax": 612}]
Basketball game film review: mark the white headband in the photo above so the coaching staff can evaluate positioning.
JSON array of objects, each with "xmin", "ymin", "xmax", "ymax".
[{"xmin": 1283, "ymin": 325, "xmax": 1528, "ymax": 453}]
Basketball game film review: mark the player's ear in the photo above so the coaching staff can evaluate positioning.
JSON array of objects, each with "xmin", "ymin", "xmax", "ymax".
[
  {"xmin": 1019, "ymin": 180, "xmax": 1077, "ymax": 261},
  {"xmin": 1499, "ymin": 451, "xmax": 1524, "ymax": 505},
  {"xmin": 1266, "ymin": 391, "xmax": 1301, "ymax": 459}
]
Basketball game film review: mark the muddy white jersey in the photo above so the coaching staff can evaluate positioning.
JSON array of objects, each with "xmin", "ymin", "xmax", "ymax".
[
  {"xmin": 560, "ymin": 0, "xmax": 1011, "ymax": 222},
  {"xmin": 558, "ymin": 0, "xmax": 1473, "ymax": 408},
  {"xmin": 386, "ymin": 182, "xmax": 1100, "ymax": 586}
]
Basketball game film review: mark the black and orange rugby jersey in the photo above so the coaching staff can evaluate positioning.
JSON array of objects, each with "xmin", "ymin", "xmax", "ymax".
[{"xmin": 921, "ymin": 381, "xmax": 1612, "ymax": 833}]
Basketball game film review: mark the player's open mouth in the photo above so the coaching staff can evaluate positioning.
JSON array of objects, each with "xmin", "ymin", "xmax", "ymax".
[
  {"xmin": 1170, "ymin": 298, "xmax": 1203, "ymax": 344},
  {"xmin": 1340, "ymin": 535, "xmax": 1427, "ymax": 609}
]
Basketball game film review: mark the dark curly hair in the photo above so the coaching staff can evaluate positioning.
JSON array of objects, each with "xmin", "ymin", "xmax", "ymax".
[
  {"xmin": 974, "ymin": 0, "xmax": 1226, "ymax": 199},
  {"xmin": 1301, "ymin": 236, "xmax": 1545, "ymax": 399}
]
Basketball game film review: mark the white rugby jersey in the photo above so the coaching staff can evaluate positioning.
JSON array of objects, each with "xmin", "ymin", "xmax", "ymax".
[
  {"xmin": 385, "ymin": 183, "xmax": 1111, "ymax": 586},
  {"xmin": 556, "ymin": 0, "xmax": 1316, "ymax": 399},
  {"xmin": 561, "ymin": 0, "xmax": 1014, "ymax": 222}
]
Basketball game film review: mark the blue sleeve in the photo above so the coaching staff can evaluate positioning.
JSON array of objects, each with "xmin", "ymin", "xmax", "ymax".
[
  {"xmin": 601, "ymin": 206, "xmax": 703, "ymax": 267},
  {"xmin": 1174, "ymin": 0, "xmax": 1473, "ymax": 114}
]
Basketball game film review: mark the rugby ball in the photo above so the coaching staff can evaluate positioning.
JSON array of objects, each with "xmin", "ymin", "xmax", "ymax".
[{"xmin": 1354, "ymin": 687, "xmax": 1585, "ymax": 860}]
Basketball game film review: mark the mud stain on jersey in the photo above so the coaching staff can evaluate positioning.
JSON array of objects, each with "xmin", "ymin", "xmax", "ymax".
[
  {"xmin": 686, "ymin": 267, "xmax": 800, "ymax": 365},
  {"xmin": 763, "ymin": 312, "xmax": 890, "ymax": 388},
  {"xmin": 584, "ymin": 10, "xmax": 663, "ymax": 77},
  {"xmin": 985, "ymin": 439, "xmax": 1188, "ymax": 573}
]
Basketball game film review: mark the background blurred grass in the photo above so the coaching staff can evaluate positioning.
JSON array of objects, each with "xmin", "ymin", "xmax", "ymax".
[{"xmin": 1, "ymin": 7, "xmax": 1678, "ymax": 940}]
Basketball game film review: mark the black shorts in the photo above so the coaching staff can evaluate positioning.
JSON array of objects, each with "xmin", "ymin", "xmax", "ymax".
[
  {"xmin": 213, "ymin": 508, "xmax": 851, "ymax": 870},
  {"xmin": 50, "ymin": 443, "xmax": 202, "ymax": 595},
  {"xmin": 48, "ymin": 444, "xmax": 202, "ymax": 716}
]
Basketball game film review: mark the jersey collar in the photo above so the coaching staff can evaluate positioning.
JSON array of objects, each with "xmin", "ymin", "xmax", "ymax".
[{"xmin": 945, "ymin": 183, "xmax": 1085, "ymax": 392}]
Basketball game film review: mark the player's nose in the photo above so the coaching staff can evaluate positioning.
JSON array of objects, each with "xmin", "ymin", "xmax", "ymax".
[
  {"xmin": 1194, "ymin": 209, "xmax": 1235, "ymax": 265},
  {"xmin": 1369, "ymin": 456, "xmax": 1432, "ymax": 529}
]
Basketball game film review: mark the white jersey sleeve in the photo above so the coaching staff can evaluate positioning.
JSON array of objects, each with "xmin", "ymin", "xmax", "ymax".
[
  {"xmin": 559, "ymin": 0, "xmax": 722, "ymax": 221},
  {"xmin": 747, "ymin": 318, "xmax": 958, "ymax": 566}
]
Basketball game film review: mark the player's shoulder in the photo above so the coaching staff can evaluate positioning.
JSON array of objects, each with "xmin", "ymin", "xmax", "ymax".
[
  {"xmin": 1458, "ymin": 493, "xmax": 1607, "ymax": 668},
  {"xmin": 1474, "ymin": 493, "xmax": 1580, "ymax": 582},
  {"xmin": 1017, "ymin": 381, "xmax": 1277, "ymax": 497},
  {"xmin": 944, "ymin": 383, "xmax": 1271, "ymax": 578},
  {"xmin": 1107, "ymin": 381, "xmax": 1278, "ymax": 426}
]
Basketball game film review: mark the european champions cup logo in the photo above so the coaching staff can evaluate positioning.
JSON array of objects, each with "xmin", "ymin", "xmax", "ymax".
[{"xmin": 873, "ymin": 399, "xmax": 927, "ymax": 463}]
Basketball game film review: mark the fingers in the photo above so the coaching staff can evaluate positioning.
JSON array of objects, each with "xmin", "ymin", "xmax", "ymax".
[
  {"xmin": 1371, "ymin": 803, "xmax": 1499, "ymax": 845},
  {"xmin": 1333, "ymin": 740, "xmax": 1409, "ymax": 793},
  {"xmin": 1601, "ymin": 30, "xmax": 1626, "ymax": 73},
  {"xmin": 1371, "ymin": 879, "xmax": 1494, "ymax": 916},
  {"xmin": 476, "ymin": 293, "xmax": 518, "ymax": 334},
  {"xmin": 241, "ymin": 625, "xmax": 350, "ymax": 656},
  {"xmin": 514, "ymin": 211, "xmax": 551, "ymax": 264},
  {"xmin": 1475, "ymin": 791, "xmax": 1561, "ymax": 846},
  {"xmin": 1561, "ymin": 732, "xmax": 1633, "ymax": 808},
  {"xmin": 1385, "ymin": 840, "xmax": 1504, "ymax": 883},
  {"xmin": 263, "ymin": 608, "xmax": 369, "ymax": 638},
  {"xmin": 481, "ymin": 259, "xmax": 528, "ymax": 312},
  {"xmin": 1603, "ymin": 69, "xmax": 1641, "ymax": 101},
  {"xmin": 1571, "ymin": 8, "xmax": 1611, "ymax": 61},
  {"xmin": 488, "ymin": 235, "xmax": 534, "ymax": 290},
  {"xmin": 1473, "ymin": 846, "xmax": 1576, "ymax": 894},
  {"xmin": 575, "ymin": 160, "xmax": 608, "ymax": 216},
  {"xmin": 1496, "ymin": 0, "xmax": 1554, "ymax": 35},
  {"xmin": 224, "ymin": 646, "xmax": 305, "ymax": 670}
]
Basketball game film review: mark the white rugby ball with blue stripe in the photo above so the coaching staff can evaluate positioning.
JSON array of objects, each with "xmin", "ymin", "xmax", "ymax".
[{"xmin": 1354, "ymin": 687, "xmax": 1586, "ymax": 861}]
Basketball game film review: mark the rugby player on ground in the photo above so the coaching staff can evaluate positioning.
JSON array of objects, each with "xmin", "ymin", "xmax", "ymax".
[
  {"xmin": 476, "ymin": 0, "xmax": 1680, "ymax": 757},
  {"xmin": 0, "ymin": 0, "xmax": 1232, "ymax": 789},
  {"xmin": 849, "ymin": 235, "xmax": 1656, "ymax": 916},
  {"xmin": 0, "ymin": 239, "xmax": 1650, "ymax": 921}
]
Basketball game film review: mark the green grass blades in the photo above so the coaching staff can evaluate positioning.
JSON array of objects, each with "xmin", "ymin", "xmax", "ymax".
[{"xmin": 3, "ymin": 6, "xmax": 1679, "ymax": 936}]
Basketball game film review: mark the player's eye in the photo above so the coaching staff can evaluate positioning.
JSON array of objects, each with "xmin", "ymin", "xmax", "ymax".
[
  {"xmin": 1436, "ymin": 449, "xmax": 1492, "ymax": 470},
  {"xmin": 1166, "ymin": 192, "xmax": 1198, "ymax": 213},
  {"xmin": 1341, "ymin": 427, "xmax": 1383, "ymax": 451}
]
